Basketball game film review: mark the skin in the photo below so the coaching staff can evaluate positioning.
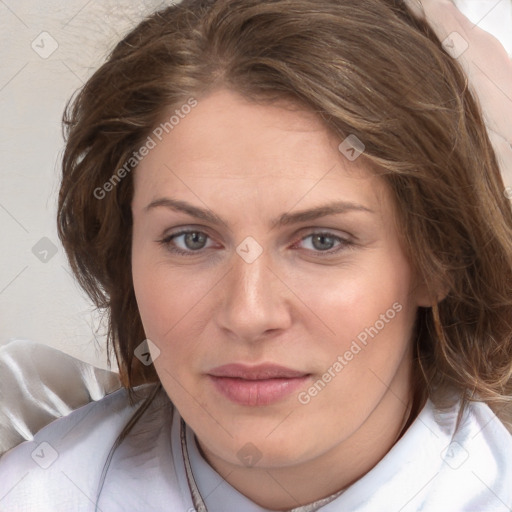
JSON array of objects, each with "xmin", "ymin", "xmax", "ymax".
[{"xmin": 131, "ymin": 88, "xmax": 433, "ymax": 510}]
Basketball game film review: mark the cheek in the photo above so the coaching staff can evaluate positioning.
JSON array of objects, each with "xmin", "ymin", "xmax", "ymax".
[
  {"xmin": 131, "ymin": 246, "xmax": 218, "ymax": 370},
  {"xmin": 312, "ymin": 261, "xmax": 411, "ymax": 339},
  {"xmin": 308, "ymin": 254, "xmax": 416, "ymax": 393},
  {"xmin": 133, "ymin": 264, "xmax": 192, "ymax": 342},
  {"xmin": 132, "ymin": 237, "xmax": 179, "ymax": 348}
]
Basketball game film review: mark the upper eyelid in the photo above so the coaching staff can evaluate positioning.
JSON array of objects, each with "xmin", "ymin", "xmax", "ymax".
[{"xmin": 162, "ymin": 226, "xmax": 350, "ymax": 237}]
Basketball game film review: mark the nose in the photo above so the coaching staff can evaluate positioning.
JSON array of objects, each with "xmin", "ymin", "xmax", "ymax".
[{"xmin": 215, "ymin": 248, "xmax": 293, "ymax": 343}]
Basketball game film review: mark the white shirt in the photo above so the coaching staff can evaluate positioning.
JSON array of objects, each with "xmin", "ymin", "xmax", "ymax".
[{"xmin": 1, "ymin": 385, "xmax": 511, "ymax": 512}]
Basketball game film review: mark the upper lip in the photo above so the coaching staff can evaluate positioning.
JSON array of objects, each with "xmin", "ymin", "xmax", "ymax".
[{"xmin": 208, "ymin": 363, "xmax": 309, "ymax": 380}]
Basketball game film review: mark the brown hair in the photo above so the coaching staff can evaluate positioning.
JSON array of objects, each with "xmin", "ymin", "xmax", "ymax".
[{"xmin": 58, "ymin": 0, "xmax": 512, "ymax": 426}]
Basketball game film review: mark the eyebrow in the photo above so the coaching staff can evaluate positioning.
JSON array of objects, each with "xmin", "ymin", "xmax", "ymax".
[{"xmin": 145, "ymin": 197, "xmax": 374, "ymax": 229}]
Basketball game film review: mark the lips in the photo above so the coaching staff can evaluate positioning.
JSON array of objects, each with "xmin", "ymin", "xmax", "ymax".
[
  {"xmin": 207, "ymin": 364, "xmax": 310, "ymax": 406},
  {"xmin": 208, "ymin": 363, "xmax": 308, "ymax": 380}
]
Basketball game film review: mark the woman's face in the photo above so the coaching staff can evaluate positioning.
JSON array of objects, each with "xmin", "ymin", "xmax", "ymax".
[{"xmin": 131, "ymin": 88, "xmax": 429, "ymax": 478}]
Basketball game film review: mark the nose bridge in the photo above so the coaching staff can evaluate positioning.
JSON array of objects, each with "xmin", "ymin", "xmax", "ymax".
[
  {"xmin": 217, "ymin": 242, "xmax": 291, "ymax": 339},
  {"xmin": 231, "ymin": 244, "xmax": 273, "ymax": 310}
]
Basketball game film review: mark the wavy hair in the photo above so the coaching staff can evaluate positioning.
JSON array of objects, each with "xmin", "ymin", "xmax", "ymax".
[{"xmin": 58, "ymin": 0, "xmax": 512, "ymax": 428}]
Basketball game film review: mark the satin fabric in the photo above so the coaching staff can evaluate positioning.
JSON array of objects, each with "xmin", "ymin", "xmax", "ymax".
[
  {"xmin": 0, "ymin": 339, "xmax": 121, "ymax": 456},
  {"xmin": 1, "ymin": 381, "xmax": 511, "ymax": 511}
]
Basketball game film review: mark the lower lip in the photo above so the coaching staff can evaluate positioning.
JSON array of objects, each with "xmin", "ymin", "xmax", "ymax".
[{"xmin": 208, "ymin": 375, "xmax": 310, "ymax": 406}]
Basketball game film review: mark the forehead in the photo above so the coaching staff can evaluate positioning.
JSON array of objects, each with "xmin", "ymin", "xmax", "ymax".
[{"xmin": 132, "ymin": 88, "xmax": 392, "ymax": 218}]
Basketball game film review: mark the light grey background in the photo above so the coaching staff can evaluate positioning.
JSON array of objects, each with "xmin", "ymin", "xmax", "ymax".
[{"xmin": 0, "ymin": 0, "xmax": 511, "ymax": 370}]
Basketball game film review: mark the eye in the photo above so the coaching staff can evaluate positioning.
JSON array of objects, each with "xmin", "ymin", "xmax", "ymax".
[
  {"xmin": 295, "ymin": 232, "xmax": 353, "ymax": 256},
  {"xmin": 158, "ymin": 229, "xmax": 354, "ymax": 258},
  {"xmin": 158, "ymin": 230, "xmax": 214, "ymax": 256}
]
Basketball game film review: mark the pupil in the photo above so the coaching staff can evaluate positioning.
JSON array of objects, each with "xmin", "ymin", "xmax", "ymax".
[
  {"xmin": 314, "ymin": 234, "xmax": 334, "ymax": 251},
  {"xmin": 186, "ymin": 232, "xmax": 206, "ymax": 249}
]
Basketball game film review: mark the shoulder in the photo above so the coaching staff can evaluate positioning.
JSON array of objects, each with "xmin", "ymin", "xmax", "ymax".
[
  {"xmin": 0, "ymin": 385, "xmax": 153, "ymax": 512},
  {"xmin": 336, "ymin": 397, "xmax": 512, "ymax": 512},
  {"xmin": 428, "ymin": 398, "xmax": 512, "ymax": 511},
  {"xmin": 96, "ymin": 387, "xmax": 191, "ymax": 511},
  {"xmin": 459, "ymin": 400, "xmax": 512, "ymax": 477},
  {"xmin": 451, "ymin": 399, "xmax": 512, "ymax": 471}
]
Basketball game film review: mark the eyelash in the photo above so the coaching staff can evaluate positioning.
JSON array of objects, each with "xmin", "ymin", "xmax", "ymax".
[{"xmin": 157, "ymin": 229, "xmax": 354, "ymax": 258}]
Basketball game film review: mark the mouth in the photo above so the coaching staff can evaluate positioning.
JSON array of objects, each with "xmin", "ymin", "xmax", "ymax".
[{"xmin": 207, "ymin": 363, "xmax": 311, "ymax": 406}]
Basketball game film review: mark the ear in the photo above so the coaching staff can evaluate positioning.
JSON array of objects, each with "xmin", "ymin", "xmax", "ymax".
[{"xmin": 412, "ymin": 272, "xmax": 450, "ymax": 308}]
